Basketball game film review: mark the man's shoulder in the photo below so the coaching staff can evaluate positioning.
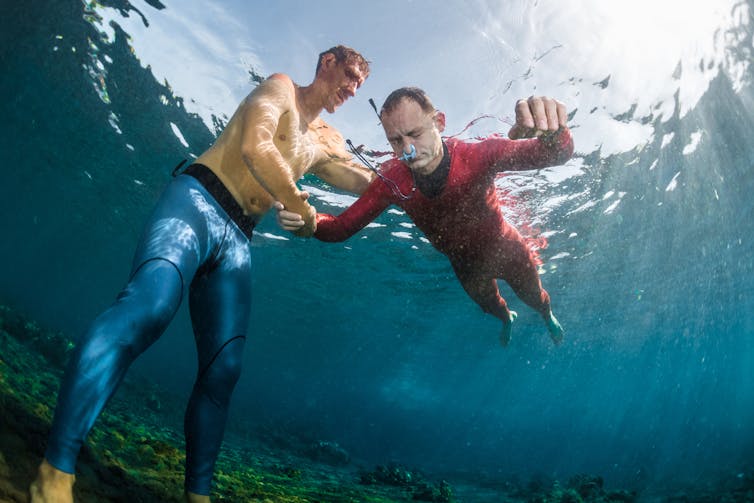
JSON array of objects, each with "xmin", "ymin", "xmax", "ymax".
[
  {"xmin": 243, "ymin": 74, "xmax": 297, "ymax": 114},
  {"xmin": 252, "ymin": 73, "xmax": 295, "ymax": 97},
  {"xmin": 380, "ymin": 157, "xmax": 404, "ymax": 173},
  {"xmin": 378, "ymin": 158, "xmax": 413, "ymax": 185},
  {"xmin": 267, "ymin": 73, "xmax": 293, "ymax": 85},
  {"xmin": 444, "ymin": 137, "xmax": 476, "ymax": 152},
  {"xmin": 443, "ymin": 137, "xmax": 473, "ymax": 159}
]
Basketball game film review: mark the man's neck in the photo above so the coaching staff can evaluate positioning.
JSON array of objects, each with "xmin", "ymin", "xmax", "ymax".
[{"xmin": 295, "ymin": 84, "xmax": 324, "ymax": 124}]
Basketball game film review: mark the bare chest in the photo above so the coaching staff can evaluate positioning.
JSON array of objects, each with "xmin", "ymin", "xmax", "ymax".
[{"xmin": 274, "ymin": 114, "xmax": 321, "ymax": 177}]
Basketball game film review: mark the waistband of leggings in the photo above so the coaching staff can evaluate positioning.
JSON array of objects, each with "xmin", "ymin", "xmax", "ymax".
[{"xmin": 182, "ymin": 163, "xmax": 257, "ymax": 239}]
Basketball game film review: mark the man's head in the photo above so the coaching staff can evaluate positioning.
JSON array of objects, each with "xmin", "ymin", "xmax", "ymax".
[
  {"xmin": 380, "ymin": 87, "xmax": 446, "ymax": 175},
  {"xmin": 316, "ymin": 46, "xmax": 370, "ymax": 76},
  {"xmin": 316, "ymin": 45, "xmax": 370, "ymax": 113}
]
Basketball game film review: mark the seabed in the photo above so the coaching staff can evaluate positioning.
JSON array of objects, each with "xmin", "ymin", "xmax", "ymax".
[{"xmin": 1, "ymin": 304, "xmax": 751, "ymax": 502}]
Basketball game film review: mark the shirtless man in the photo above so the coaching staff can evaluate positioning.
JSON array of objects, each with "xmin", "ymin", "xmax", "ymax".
[
  {"xmin": 30, "ymin": 45, "xmax": 373, "ymax": 503},
  {"xmin": 276, "ymin": 87, "xmax": 573, "ymax": 346}
]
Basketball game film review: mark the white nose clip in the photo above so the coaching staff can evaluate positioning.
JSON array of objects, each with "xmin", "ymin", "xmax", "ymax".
[{"xmin": 399, "ymin": 144, "xmax": 417, "ymax": 162}]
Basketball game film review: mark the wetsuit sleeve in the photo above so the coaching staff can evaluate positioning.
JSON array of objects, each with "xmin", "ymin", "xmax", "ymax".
[
  {"xmin": 314, "ymin": 179, "xmax": 393, "ymax": 242},
  {"xmin": 481, "ymin": 127, "xmax": 574, "ymax": 172}
]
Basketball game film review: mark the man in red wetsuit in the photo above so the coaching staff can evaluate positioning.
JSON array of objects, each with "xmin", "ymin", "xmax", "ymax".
[{"xmin": 276, "ymin": 87, "xmax": 573, "ymax": 345}]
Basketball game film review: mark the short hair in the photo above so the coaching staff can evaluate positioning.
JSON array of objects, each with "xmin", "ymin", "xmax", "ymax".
[
  {"xmin": 316, "ymin": 45, "xmax": 371, "ymax": 76},
  {"xmin": 380, "ymin": 87, "xmax": 436, "ymax": 118}
]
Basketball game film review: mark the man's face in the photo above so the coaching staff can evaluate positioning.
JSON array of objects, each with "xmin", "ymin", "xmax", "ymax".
[
  {"xmin": 381, "ymin": 98, "xmax": 445, "ymax": 175},
  {"xmin": 322, "ymin": 58, "xmax": 367, "ymax": 113}
]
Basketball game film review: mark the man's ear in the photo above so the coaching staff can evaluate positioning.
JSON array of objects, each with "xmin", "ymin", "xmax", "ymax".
[
  {"xmin": 434, "ymin": 111, "xmax": 446, "ymax": 133},
  {"xmin": 320, "ymin": 52, "xmax": 337, "ymax": 72}
]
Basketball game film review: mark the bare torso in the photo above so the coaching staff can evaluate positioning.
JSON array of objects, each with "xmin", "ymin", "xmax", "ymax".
[{"xmin": 194, "ymin": 75, "xmax": 332, "ymax": 218}]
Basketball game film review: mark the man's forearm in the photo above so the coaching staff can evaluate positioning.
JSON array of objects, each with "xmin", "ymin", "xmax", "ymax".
[{"xmin": 243, "ymin": 149, "xmax": 315, "ymax": 230}]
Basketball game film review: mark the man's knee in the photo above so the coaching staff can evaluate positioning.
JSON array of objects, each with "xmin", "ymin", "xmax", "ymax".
[
  {"xmin": 209, "ymin": 343, "xmax": 244, "ymax": 386},
  {"xmin": 199, "ymin": 336, "xmax": 245, "ymax": 404}
]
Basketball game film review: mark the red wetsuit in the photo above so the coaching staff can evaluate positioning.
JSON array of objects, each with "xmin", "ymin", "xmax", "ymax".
[{"xmin": 315, "ymin": 129, "xmax": 574, "ymax": 321}]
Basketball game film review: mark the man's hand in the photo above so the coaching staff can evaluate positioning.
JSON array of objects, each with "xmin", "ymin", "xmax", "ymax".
[
  {"xmin": 508, "ymin": 96, "xmax": 567, "ymax": 140},
  {"xmin": 273, "ymin": 191, "xmax": 309, "ymax": 233}
]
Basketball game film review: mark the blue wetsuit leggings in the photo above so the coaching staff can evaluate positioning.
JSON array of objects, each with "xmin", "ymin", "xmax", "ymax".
[{"xmin": 45, "ymin": 166, "xmax": 254, "ymax": 495}]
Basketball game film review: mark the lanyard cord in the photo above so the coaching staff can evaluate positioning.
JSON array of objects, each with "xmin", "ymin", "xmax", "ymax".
[{"xmin": 346, "ymin": 139, "xmax": 415, "ymax": 201}]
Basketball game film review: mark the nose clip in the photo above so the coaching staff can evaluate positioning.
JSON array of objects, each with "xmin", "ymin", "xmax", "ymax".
[{"xmin": 399, "ymin": 144, "xmax": 417, "ymax": 162}]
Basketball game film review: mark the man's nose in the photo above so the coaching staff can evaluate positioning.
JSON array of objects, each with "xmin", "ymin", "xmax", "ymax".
[
  {"xmin": 343, "ymin": 81, "xmax": 357, "ymax": 97},
  {"xmin": 398, "ymin": 142, "xmax": 416, "ymax": 162}
]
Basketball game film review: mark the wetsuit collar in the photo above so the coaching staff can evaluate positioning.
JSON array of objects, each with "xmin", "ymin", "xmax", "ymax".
[{"xmin": 414, "ymin": 141, "xmax": 450, "ymax": 199}]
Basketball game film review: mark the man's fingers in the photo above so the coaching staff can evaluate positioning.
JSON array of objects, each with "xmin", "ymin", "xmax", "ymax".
[
  {"xmin": 556, "ymin": 100, "xmax": 567, "ymax": 128},
  {"xmin": 528, "ymin": 96, "xmax": 548, "ymax": 131},
  {"xmin": 515, "ymin": 99, "xmax": 535, "ymax": 130},
  {"xmin": 543, "ymin": 98, "xmax": 559, "ymax": 131},
  {"xmin": 508, "ymin": 124, "xmax": 528, "ymax": 140},
  {"xmin": 542, "ymin": 97, "xmax": 567, "ymax": 131},
  {"xmin": 273, "ymin": 201, "xmax": 307, "ymax": 232},
  {"xmin": 512, "ymin": 96, "xmax": 568, "ymax": 138},
  {"xmin": 280, "ymin": 210, "xmax": 304, "ymax": 224}
]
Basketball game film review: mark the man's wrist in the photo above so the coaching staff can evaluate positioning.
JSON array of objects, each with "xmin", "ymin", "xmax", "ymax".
[{"xmin": 539, "ymin": 128, "xmax": 563, "ymax": 146}]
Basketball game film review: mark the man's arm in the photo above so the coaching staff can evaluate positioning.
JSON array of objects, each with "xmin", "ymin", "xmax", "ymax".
[
  {"xmin": 274, "ymin": 177, "xmax": 392, "ymax": 242},
  {"xmin": 239, "ymin": 74, "xmax": 317, "ymax": 235},
  {"xmin": 311, "ymin": 159, "xmax": 375, "ymax": 195},
  {"xmin": 307, "ymin": 117, "xmax": 376, "ymax": 195},
  {"xmin": 484, "ymin": 96, "xmax": 573, "ymax": 171},
  {"xmin": 484, "ymin": 128, "xmax": 574, "ymax": 172}
]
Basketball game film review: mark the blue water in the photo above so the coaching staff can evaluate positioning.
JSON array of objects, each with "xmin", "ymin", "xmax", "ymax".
[{"xmin": 2, "ymin": 0, "xmax": 753, "ymax": 497}]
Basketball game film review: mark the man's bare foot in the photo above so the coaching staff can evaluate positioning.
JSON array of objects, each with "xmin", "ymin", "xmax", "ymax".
[
  {"xmin": 186, "ymin": 492, "xmax": 210, "ymax": 503},
  {"xmin": 545, "ymin": 311, "xmax": 564, "ymax": 345},
  {"xmin": 499, "ymin": 310, "xmax": 518, "ymax": 346},
  {"xmin": 29, "ymin": 459, "xmax": 75, "ymax": 503}
]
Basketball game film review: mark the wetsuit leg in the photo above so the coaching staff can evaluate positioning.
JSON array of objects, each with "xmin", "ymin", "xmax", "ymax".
[
  {"xmin": 44, "ymin": 175, "xmax": 225, "ymax": 474},
  {"xmin": 495, "ymin": 237, "xmax": 552, "ymax": 318},
  {"xmin": 45, "ymin": 259, "xmax": 184, "ymax": 473},
  {"xmin": 451, "ymin": 230, "xmax": 551, "ymax": 321},
  {"xmin": 452, "ymin": 265, "xmax": 511, "ymax": 321},
  {"xmin": 183, "ymin": 227, "xmax": 252, "ymax": 495}
]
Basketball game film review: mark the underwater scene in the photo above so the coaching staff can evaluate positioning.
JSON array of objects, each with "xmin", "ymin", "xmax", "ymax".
[{"xmin": 1, "ymin": 0, "xmax": 753, "ymax": 501}]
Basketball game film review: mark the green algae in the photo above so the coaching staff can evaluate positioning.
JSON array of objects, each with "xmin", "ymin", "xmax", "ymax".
[
  {"xmin": 0, "ymin": 305, "xmax": 455, "ymax": 502},
  {"xmin": 0, "ymin": 304, "xmax": 676, "ymax": 502}
]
